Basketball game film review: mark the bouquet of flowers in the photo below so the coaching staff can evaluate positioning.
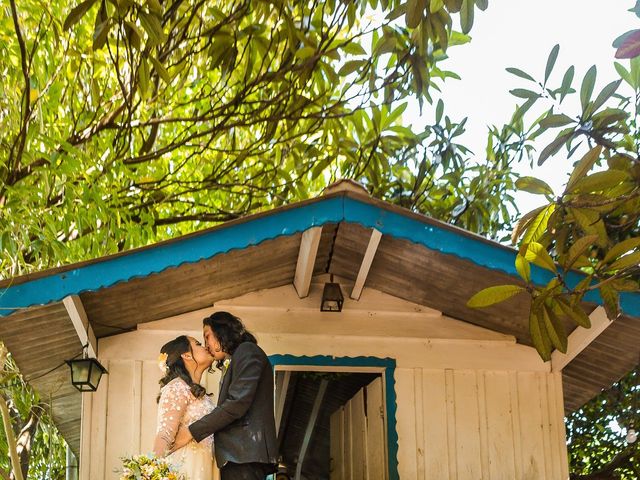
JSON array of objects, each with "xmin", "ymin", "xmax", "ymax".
[{"xmin": 119, "ymin": 454, "xmax": 186, "ymax": 480}]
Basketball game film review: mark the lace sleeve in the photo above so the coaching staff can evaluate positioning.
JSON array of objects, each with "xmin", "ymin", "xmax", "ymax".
[{"xmin": 153, "ymin": 379, "xmax": 192, "ymax": 457}]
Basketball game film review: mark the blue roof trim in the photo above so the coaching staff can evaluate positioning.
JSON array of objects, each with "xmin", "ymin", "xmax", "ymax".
[
  {"xmin": 1, "ymin": 194, "xmax": 638, "ymax": 317},
  {"xmin": 339, "ymin": 198, "xmax": 640, "ymax": 316}
]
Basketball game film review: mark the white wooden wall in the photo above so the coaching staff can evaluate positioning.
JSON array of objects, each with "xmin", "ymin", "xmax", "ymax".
[
  {"xmin": 80, "ymin": 282, "xmax": 569, "ymax": 480},
  {"xmin": 80, "ymin": 359, "xmax": 221, "ymax": 480},
  {"xmin": 395, "ymin": 369, "xmax": 568, "ymax": 480}
]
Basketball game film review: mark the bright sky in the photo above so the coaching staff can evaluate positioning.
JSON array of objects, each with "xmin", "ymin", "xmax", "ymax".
[{"xmin": 406, "ymin": 0, "xmax": 637, "ymax": 215}]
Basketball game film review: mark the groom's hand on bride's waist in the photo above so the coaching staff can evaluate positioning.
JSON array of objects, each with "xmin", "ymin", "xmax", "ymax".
[{"xmin": 171, "ymin": 425, "xmax": 194, "ymax": 453}]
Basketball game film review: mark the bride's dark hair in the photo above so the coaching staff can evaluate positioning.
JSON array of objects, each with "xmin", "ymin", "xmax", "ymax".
[
  {"xmin": 157, "ymin": 335, "xmax": 206, "ymax": 402},
  {"xmin": 203, "ymin": 311, "xmax": 257, "ymax": 370}
]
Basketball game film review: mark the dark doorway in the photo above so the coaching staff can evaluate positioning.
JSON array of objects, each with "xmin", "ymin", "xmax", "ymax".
[{"xmin": 274, "ymin": 370, "xmax": 385, "ymax": 480}]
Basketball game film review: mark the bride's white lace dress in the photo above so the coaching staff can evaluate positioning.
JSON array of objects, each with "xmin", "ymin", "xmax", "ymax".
[{"xmin": 156, "ymin": 378, "xmax": 215, "ymax": 480}]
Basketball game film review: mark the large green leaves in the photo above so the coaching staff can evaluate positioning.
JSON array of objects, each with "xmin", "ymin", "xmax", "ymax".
[{"xmin": 466, "ymin": 285, "xmax": 526, "ymax": 308}]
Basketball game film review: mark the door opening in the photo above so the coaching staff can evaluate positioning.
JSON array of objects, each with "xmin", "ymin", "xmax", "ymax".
[{"xmin": 274, "ymin": 370, "xmax": 388, "ymax": 480}]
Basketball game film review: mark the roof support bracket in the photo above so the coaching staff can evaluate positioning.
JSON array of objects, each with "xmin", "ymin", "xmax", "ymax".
[
  {"xmin": 551, "ymin": 306, "xmax": 612, "ymax": 372},
  {"xmin": 351, "ymin": 228, "xmax": 382, "ymax": 300},
  {"xmin": 293, "ymin": 227, "xmax": 323, "ymax": 298},
  {"xmin": 63, "ymin": 295, "xmax": 97, "ymax": 358}
]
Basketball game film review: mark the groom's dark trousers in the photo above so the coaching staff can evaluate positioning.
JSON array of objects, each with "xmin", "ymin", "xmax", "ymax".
[
  {"xmin": 189, "ymin": 341, "xmax": 278, "ymax": 479},
  {"xmin": 221, "ymin": 462, "xmax": 272, "ymax": 480}
]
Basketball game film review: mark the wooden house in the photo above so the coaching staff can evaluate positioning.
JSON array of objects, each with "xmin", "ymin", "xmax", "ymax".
[{"xmin": 1, "ymin": 180, "xmax": 638, "ymax": 480}]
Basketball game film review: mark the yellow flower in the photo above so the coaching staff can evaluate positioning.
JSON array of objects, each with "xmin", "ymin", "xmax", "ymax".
[{"xmin": 157, "ymin": 352, "xmax": 169, "ymax": 374}]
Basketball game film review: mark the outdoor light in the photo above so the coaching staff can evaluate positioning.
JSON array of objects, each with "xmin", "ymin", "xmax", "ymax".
[
  {"xmin": 626, "ymin": 428, "xmax": 637, "ymax": 444},
  {"xmin": 320, "ymin": 276, "xmax": 344, "ymax": 312},
  {"xmin": 66, "ymin": 351, "xmax": 108, "ymax": 392}
]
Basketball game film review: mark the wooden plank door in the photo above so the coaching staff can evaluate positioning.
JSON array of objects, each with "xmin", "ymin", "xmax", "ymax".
[
  {"xmin": 330, "ymin": 377, "xmax": 387, "ymax": 480},
  {"xmin": 366, "ymin": 377, "xmax": 386, "ymax": 480}
]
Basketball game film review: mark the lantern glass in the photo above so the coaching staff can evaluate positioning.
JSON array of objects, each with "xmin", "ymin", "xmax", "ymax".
[
  {"xmin": 67, "ymin": 358, "xmax": 108, "ymax": 392},
  {"xmin": 321, "ymin": 282, "xmax": 344, "ymax": 312}
]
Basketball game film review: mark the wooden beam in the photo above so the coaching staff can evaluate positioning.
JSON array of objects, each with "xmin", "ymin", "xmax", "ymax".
[
  {"xmin": 275, "ymin": 370, "xmax": 291, "ymax": 436},
  {"xmin": 293, "ymin": 227, "xmax": 322, "ymax": 298},
  {"xmin": 295, "ymin": 378, "xmax": 328, "ymax": 480},
  {"xmin": 63, "ymin": 295, "xmax": 97, "ymax": 358},
  {"xmin": 351, "ymin": 228, "xmax": 382, "ymax": 300},
  {"xmin": 551, "ymin": 306, "xmax": 611, "ymax": 372}
]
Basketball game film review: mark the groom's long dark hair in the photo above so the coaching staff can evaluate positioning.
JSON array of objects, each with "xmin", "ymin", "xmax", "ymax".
[{"xmin": 203, "ymin": 311, "xmax": 257, "ymax": 369}]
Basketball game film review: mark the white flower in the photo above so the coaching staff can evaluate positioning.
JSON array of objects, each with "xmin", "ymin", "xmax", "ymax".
[{"xmin": 142, "ymin": 464, "xmax": 156, "ymax": 477}]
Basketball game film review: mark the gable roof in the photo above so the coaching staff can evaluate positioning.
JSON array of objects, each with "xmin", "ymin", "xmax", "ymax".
[{"xmin": 1, "ymin": 186, "xmax": 638, "ymax": 452}]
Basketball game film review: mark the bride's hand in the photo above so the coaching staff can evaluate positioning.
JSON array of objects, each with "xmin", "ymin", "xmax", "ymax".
[{"xmin": 170, "ymin": 425, "xmax": 194, "ymax": 453}]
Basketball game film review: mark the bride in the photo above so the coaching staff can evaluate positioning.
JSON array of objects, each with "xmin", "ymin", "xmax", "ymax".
[{"xmin": 153, "ymin": 335, "xmax": 215, "ymax": 480}]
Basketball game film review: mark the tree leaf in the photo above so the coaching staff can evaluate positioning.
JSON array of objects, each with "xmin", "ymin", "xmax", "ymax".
[
  {"xmin": 615, "ymin": 29, "xmax": 640, "ymax": 59},
  {"xmin": 566, "ymin": 145, "xmax": 602, "ymax": 191},
  {"xmin": 149, "ymin": 56, "xmax": 171, "ymax": 84},
  {"xmin": 606, "ymin": 251, "xmax": 640, "ymax": 272},
  {"xmin": 511, "ymin": 205, "xmax": 545, "ymax": 244},
  {"xmin": 406, "ymin": 0, "xmax": 425, "ymax": 29},
  {"xmin": 602, "ymin": 237, "xmax": 640, "ymax": 264},
  {"xmin": 444, "ymin": 0, "xmax": 462, "ymax": 13},
  {"xmin": 295, "ymin": 46, "xmax": 316, "ymax": 59},
  {"xmin": 460, "ymin": 0, "xmax": 474, "ymax": 34},
  {"xmin": 540, "ymin": 113, "xmax": 574, "ymax": 128},
  {"xmin": 557, "ymin": 298, "xmax": 591, "ymax": 328},
  {"xmin": 515, "ymin": 254, "xmax": 531, "ymax": 283},
  {"xmin": 475, "ymin": 0, "xmax": 488, "ymax": 11},
  {"xmin": 538, "ymin": 132, "xmax": 573, "ymax": 165},
  {"xmin": 590, "ymin": 79, "xmax": 622, "ymax": 113},
  {"xmin": 564, "ymin": 234, "xmax": 599, "ymax": 270},
  {"xmin": 515, "ymin": 176, "xmax": 554, "ymax": 196},
  {"xmin": 510, "ymin": 88, "xmax": 538, "ymax": 99},
  {"xmin": 505, "ymin": 67, "xmax": 535, "ymax": 82},
  {"xmin": 63, "ymin": 0, "xmax": 98, "ymax": 31},
  {"xmin": 614, "ymin": 62, "xmax": 635, "ymax": 88},
  {"xmin": 580, "ymin": 65, "xmax": 597, "ymax": 112},
  {"xmin": 559, "ymin": 65, "xmax": 575, "ymax": 102},
  {"xmin": 338, "ymin": 60, "xmax": 366, "ymax": 76},
  {"xmin": 436, "ymin": 99, "xmax": 444, "ymax": 123},
  {"xmin": 568, "ymin": 170, "xmax": 629, "ymax": 194},
  {"xmin": 524, "ymin": 242, "xmax": 558, "ymax": 273},
  {"xmin": 544, "ymin": 44, "xmax": 560, "ymax": 84},
  {"xmin": 467, "ymin": 285, "xmax": 526, "ymax": 308},
  {"xmin": 599, "ymin": 284, "xmax": 620, "ymax": 319},
  {"xmin": 430, "ymin": 0, "xmax": 445, "ymax": 13},
  {"xmin": 522, "ymin": 204, "xmax": 555, "ymax": 245},
  {"xmin": 543, "ymin": 303, "xmax": 568, "ymax": 353},
  {"xmin": 529, "ymin": 306, "xmax": 551, "ymax": 361},
  {"xmin": 139, "ymin": 10, "xmax": 166, "ymax": 44}
]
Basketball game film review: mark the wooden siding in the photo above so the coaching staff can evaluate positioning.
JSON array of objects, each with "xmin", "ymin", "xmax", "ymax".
[
  {"xmin": 395, "ymin": 368, "xmax": 569, "ymax": 480},
  {"xmin": 88, "ymin": 322, "xmax": 566, "ymax": 480},
  {"xmin": 81, "ymin": 357, "xmax": 221, "ymax": 480}
]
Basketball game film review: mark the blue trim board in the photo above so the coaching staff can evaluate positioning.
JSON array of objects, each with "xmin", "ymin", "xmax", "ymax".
[
  {"xmin": 1, "ymin": 193, "xmax": 638, "ymax": 317},
  {"xmin": 269, "ymin": 355, "xmax": 399, "ymax": 480}
]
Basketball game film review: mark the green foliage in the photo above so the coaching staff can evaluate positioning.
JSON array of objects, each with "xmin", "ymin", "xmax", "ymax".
[
  {"xmin": 0, "ymin": 344, "xmax": 67, "ymax": 480},
  {"xmin": 470, "ymin": 43, "xmax": 640, "ymax": 361},
  {"xmin": 0, "ymin": 0, "xmax": 520, "ymax": 279},
  {"xmin": 567, "ymin": 368, "xmax": 640, "ymax": 479}
]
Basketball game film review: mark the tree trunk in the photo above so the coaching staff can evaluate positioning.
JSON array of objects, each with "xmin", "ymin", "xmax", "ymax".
[{"xmin": 15, "ymin": 406, "xmax": 41, "ymax": 479}]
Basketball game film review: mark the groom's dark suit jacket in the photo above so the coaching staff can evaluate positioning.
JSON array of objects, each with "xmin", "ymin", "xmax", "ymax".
[{"xmin": 189, "ymin": 341, "xmax": 277, "ymax": 470}]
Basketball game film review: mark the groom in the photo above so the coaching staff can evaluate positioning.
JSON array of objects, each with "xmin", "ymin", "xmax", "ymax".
[{"xmin": 173, "ymin": 311, "xmax": 278, "ymax": 479}]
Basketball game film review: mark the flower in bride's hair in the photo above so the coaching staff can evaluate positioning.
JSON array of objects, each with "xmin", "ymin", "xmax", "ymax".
[{"xmin": 157, "ymin": 352, "xmax": 169, "ymax": 374}]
